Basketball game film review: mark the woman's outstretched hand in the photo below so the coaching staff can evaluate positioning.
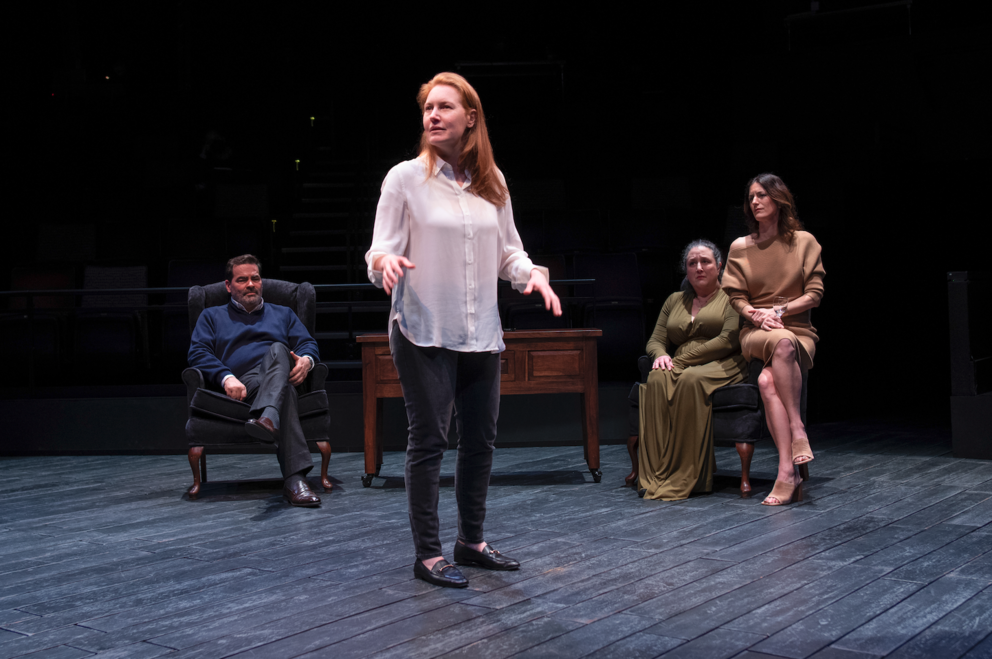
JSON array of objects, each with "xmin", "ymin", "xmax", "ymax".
[
  {"xmin": 376, "ymin": 255, "xmax": 416, "ymax": 295},
  {"xmin": 522, "ymin": 269, "xmax": 562, "ymax": 316},
  {"xmin": 749, "ymin": 307, "xmax": 783, "ymax": 331},
  {"xmin": 652, "ymin": 355, "xmax": 674, "ymax": 371}
]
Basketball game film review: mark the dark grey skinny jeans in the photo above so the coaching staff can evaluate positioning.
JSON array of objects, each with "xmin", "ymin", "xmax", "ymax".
[{"xmin": 389, "ymin": 325, "xmax": 500, "ymax": 561}]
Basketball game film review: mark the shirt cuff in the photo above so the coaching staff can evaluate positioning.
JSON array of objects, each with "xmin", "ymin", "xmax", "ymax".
[
  {"xmin": 366, "ymin": 251, "xmax": 386, "ymax": 288},
  {"xmin": 220, "ymin": 373, "xmax": 235, "ymax": 386},
  {"xmin": 511, "ymin": 264, "xmax": 549, "ymax": 293}
]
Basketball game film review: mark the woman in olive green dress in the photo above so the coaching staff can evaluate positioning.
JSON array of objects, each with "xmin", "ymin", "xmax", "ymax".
[{"xmin": 637, "ymin": 240, "xmax": 748, "ymax": 500}]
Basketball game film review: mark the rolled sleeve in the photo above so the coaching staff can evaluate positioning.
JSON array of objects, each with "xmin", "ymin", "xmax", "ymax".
[
  {"xmin": 365, "ymin": 167, "xmax": 410, "ymax": 288},
  {"xmin": 802, "ymin": 237, "xmax": 826, "ymax": 304},
  {"xmin": 496, "ymin": 195, "xmax": 539, "ymax": 291}
]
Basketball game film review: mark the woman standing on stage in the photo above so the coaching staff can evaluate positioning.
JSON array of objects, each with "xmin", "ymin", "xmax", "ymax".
[
  {"xmin": 366, "ymin": 72, "xmax": 561, "ymax": 588},
  {"xmin": 722, "ymin": 173, "xmax": 825, "ymax": 506}
]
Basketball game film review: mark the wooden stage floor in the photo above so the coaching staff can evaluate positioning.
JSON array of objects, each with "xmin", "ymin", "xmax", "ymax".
[{"xmin": 1, "ymin": 420, "xmax": 990, "ymax": 659}]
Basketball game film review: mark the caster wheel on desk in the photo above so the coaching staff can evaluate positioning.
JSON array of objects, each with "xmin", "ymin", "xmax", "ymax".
[
  {"xmin": 590, "ymin": 469, "xmax": 602, "ymax": 483},
  {"xmin": 362, "ymin": 474, "xmax": 374, "ymax": 488}
]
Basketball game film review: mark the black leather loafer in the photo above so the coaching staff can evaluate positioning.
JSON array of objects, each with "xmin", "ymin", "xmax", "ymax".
[
  {"xmin": 453, "ymin": 542, "xmax": 520, "ymax": 571},
  {"xmin": 283, "ymin": 479, "xmax": 321, "ymax": 507},
  {"xmin": 413, "ymin": 559, "xmax": 468, "ymax": 588},
  {"xmin": 245, "ymin": 417, "xmax": 279, "ymax": 444}
]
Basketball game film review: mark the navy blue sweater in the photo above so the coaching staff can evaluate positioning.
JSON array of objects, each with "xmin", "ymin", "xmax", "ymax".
[{"xmin": 188, "ymin": 302, "xmax": 320, "ymax": 387}]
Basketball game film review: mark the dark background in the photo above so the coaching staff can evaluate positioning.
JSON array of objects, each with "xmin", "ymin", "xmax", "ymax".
[{"xmin": 16, "ymin": 0, "xmax": 992, "ymax": 427}]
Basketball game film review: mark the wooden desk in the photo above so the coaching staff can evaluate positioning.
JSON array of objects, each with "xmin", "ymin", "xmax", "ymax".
[{"xmin": 357, "ymin": 329, "xmax": 603, "ymax": 486}]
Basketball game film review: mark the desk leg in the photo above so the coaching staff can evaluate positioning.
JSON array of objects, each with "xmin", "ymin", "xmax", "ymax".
[
  {"xmin": 581, "ymin": 339, "xmax": 602, "ymax": 482},
  {"xmin": 362, "ymin": 399, "xmax": 379, "ymax": 488},
  {"xmin": 362, "ymin": 345, "xmax": 377, "ymax": 488},
  {"xmin": 579, "ymin": 407, "xmax": 601, "ymax": 484},
  {"xmin": 580, "ymin": 394, "xmax": 602, "ymax": 483},
  {"xmin": 375, "ymin": 398, "xmax": 384, "ymax": 477}
]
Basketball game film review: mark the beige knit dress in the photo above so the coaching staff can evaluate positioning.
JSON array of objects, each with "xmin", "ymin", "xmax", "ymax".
[
  {"xmin": 722, "ymin": 231, "xmax": 825, "ymax": 369},
  {"xmin": 638, "ymin": 289, "xmax": 748, "ymax": 500}
]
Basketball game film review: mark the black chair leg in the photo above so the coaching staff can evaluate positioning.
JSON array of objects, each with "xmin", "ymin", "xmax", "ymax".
[
  {"xmin": 316, "ymin": 441, "xmax": 333, "ymax": 491},
  {"xmin": 625, "ymin": 435, "xmax": 639, "ymax": 487},
  {"xmin": 188, "ymin": 446, "xmax": 205, "ymax": 499},
  {"xmin": 735, "ymin": 442, "xmax": 754, "ymax": 498}
]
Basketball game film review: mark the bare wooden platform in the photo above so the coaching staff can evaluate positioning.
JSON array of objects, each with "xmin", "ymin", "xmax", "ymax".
[{"xmin": 1, "ymin": 420, "xmax": 990, "ymax": 658}]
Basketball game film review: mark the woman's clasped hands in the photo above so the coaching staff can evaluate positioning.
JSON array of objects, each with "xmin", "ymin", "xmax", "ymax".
[{"xmin": 750, "ymin": 307, "xmax": 784, "ymax": 331}]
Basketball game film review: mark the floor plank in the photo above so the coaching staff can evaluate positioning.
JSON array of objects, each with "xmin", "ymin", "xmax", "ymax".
[{"xmin": 0, "ymin": 419, "xmax": 989, "ymax": 659}]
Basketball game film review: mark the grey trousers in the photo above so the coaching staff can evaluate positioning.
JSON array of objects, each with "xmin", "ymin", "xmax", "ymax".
[
  {"xmin": 389, "ymin": 326, "xmax": 501, "ymax": 561},
  {"xmin": 240, "ymin": 342, "xmax": 314, "ymax": 480}
]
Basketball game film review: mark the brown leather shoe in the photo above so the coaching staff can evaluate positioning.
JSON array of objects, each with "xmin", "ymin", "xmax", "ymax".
[
  {"xmin": 283, "ymin": 479, "xmax": 321, "ymax": 507},
  {"xmin": 245, "ymin": 417, "xmax": 279, "ymax": 444}
]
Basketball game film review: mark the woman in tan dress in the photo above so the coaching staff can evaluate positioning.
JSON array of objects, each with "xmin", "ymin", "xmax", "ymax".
[
  {"xmin": 722, "ymin": 173, "xmax": 825, "ymax": 506},
  {"xmin": 637, "ymin": 240, "xmax": 748, "ymax": 500}
]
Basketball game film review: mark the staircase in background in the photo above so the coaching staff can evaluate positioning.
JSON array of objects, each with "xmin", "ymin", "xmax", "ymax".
[{"xmin": 274, "ymin": 116, "xmax": 390, "ymax": 378}]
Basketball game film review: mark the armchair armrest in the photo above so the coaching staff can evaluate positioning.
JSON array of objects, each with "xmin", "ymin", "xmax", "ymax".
[
  {"xmin": 182, "ymin": 368, "xmax": 205, "ymax": 408},
  {"xmin": 309, "ymin": 362, "xmax": 328, "ymax": 391},
  {"xmin": 638, "ymin": 355, "xmax": 652, "ymax": 381},
  {"xmin": 295, "ymin": 361, "xmax": 327, "ymax": 395}
]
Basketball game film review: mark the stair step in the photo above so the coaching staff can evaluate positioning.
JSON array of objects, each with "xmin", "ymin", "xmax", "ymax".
[
  {"xmin": 281, "ymin": 246, "xmax": 349, "ymax": 254},
  {"xmin": 306, "ymin": 167, "xmax": 343, "ymax": 174},
  {"xmin": 303, "ymin": 182, "xmax": 356, "ymax": 189},
  {"xmin": 315, "ymin": 332, "xmax": 382, "ymax": 341},
  {"xmin": 280, "ymin": 265, "xmax": 349, "ymax": 271},
  {"xmin": 301, "ymin": 199, "xmax": 363, "ymax": 206},
  {"xmin": 289, "ymin": 229, "xmax": 349, "ymax": 237},
  {"xmin": 292, "ymin": 213, "xmax": 350, "ymax": 220},
  {"xmin": 311, "ymin": 160, "xmax": 368, "ymax": 168},
  {"xmin": 323, "ymin": 360, "xmax": 363, "ymax": 370},
  {"xmin": 317, "ymin": 308, "xmax": 390, "ymax": 320}
]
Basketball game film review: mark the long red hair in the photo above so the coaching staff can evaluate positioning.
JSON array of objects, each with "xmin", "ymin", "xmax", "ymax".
[{"xmin": 417, "ymin": 72, "xmax": 508, "ymax": 208}]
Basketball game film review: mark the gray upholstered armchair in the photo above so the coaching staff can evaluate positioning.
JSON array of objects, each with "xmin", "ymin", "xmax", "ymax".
[
  {"xmin": 628, "ymin": 355, "xmax": 808, "ymax": 497},
  {"xmin": 182, "ymin": 279, "xmax": 333, "ymax": 499}
]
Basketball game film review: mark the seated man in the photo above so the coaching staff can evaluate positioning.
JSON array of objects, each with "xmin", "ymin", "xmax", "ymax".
[{"xmin": 188, "ymin": 254, "xmax": 322, "ymax": 507}]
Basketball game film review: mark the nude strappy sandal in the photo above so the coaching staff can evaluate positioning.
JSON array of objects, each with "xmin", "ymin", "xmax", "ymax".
[
  {"xmin": 762, "ymin": 467, "xmax": 804, "ymax": 506},
  {"xmin": 792, "ymin": 436, "xmax": 814, "ymax": 465}
]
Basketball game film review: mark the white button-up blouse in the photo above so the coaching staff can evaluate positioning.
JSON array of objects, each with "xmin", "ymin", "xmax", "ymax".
[{"xmin": 365, "ymin": 157, "xmax": 545, "ymax": 352}]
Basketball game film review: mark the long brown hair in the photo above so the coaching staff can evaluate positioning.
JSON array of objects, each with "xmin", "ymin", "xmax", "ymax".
[
  {"xmin": 743, "ymin": 173, "xmax": 803, "ymax": 242},
  {"xmin": 416, "ymin": 72, "xmax": 508, "ymax": 208}
]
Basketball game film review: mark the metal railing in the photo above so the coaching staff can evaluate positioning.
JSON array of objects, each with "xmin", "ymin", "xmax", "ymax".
[{"xmin": 0, "ymin": 279, "xmax": 595, "ymax": 390}]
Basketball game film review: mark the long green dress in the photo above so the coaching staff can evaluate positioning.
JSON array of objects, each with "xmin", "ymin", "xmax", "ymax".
[{"xmin": 638, "ymin": 288, "xmax": 748, "ymax": 500}]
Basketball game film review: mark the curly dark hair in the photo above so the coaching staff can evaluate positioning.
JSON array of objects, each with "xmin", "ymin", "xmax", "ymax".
[
  {"xmin": 743, "ymin": 173, "xmax": 803, "ymax": 243},
  {"xmin": 678, "ymin": 239, "xmax": 724, "ymax": 294},
  {"xmin": 225, "ymin": 254, "xmax": 261, "ymax": 282},
  {"xmin": 679, "ymin": 239, "xmax": 723, "ymax": 274}
]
